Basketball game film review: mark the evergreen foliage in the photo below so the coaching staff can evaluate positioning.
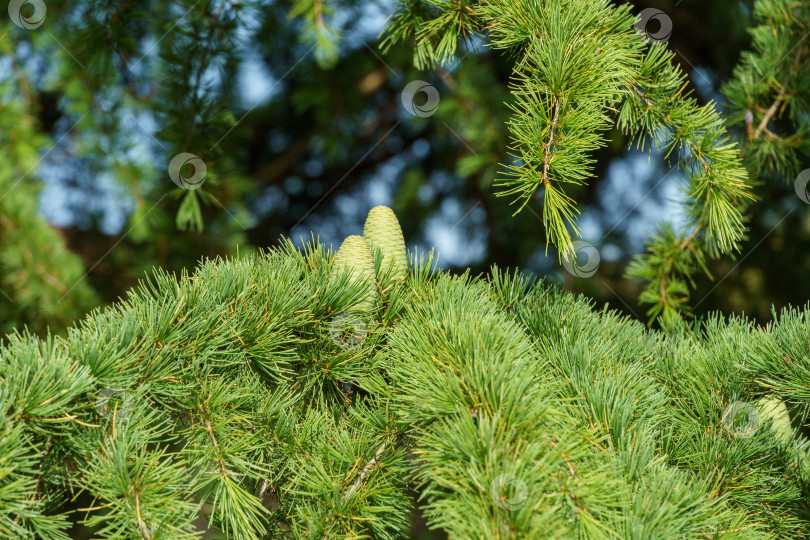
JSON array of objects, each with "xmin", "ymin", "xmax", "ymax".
[
  {"xmin": 380, "ymin": 0, "xmax": 808, "ymax": 325},
  {"xmin": 288, "ymin": 0, "xmax": 343, "ymax": 68},
  {"xmin": 721, "ymin": 0, "xmax": 810, "ymax": 182},
  {"xmin": 2, "ymin": 2, "xmax": 809, "ymax": 535},
  {"xmin": 2, "ymin": 207, "xmax": 809, "ymax": 537}
]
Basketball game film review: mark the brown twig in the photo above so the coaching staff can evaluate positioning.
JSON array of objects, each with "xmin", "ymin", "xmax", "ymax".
[
  {"xmin": 197, "ymin": 402, "xmax": 228, "ymax": 478},
  {"xmin": 752, "ymin": 87, "xmax": 786, "ymax": 140},
  {"xmin": 541, "ymin": 97, "xmax": 561, "ymax": 186},
  {"xmin": 134, "ymin": 490, "xmax": 153, "ymax": 540},
  {"xmin": 258, "ymin": 478, "xmax": 270, "ymax": 498},
  {"xmin": 313, "ymin": 0, "xmax": 324, "ymax": 29},
  {"xmin": 322, "ymin": 440, "xmax": 388, "ymax": 537},
  {"xmin": 678, "ymin": 224, "xmax": 702, "ymax": 250},
  {"xmin": 341, "ymin": 441, "xmax": 386, "ymax": 503}
]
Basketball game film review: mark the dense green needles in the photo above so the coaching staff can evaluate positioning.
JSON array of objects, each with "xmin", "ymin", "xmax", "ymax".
[{"xmin": 1, "ymin": 229, "xmax": 809, "ymax": 538}]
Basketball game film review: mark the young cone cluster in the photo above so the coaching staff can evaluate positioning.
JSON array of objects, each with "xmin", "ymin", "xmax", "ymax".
[
  {"xmin": 363, "ymin": 206, "xmax": 408, "ymax": 290},
  {"xmin": 331, "ymin": 206, "xmax": 408, "ymax": 314}
]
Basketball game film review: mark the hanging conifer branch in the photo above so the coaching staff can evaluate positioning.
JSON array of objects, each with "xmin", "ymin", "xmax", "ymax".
[
  {"xmin": 722, "ymin": 1, "xmax": 810, "ymax": 180},
  {"xmin": 381, "ymin": 0, "xmax": 761, "ymax": 322}
]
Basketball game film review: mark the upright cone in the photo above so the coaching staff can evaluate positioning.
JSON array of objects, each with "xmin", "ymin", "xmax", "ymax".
[
  {"xmin": 757, "ymin": 397, "xmax": 792, "ymax": 444},
  {"xmin": 363, "ymin": 206, "xmax": 407, "ymax": 289},
  {"xmin": 332, "ymin": 235, "xmax": 377, "ymax": 313}
]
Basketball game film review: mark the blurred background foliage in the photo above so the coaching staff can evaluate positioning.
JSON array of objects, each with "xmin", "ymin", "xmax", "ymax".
[{"xmin": 0, "ymin": 0, "xmax": 808, "ymax": 339}]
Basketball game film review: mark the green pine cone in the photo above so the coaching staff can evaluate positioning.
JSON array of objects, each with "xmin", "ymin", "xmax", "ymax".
[
  {"xmin": 332, "ymin": 235, "xmax": 377, "ymax": 313},
  {"xmin": 757, "ymin": 397, "xmax": 792, "ymax": 443},
  {"xmin": 362, "ymin": 206, "xmax": 407, "ymax": 288}
]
